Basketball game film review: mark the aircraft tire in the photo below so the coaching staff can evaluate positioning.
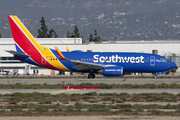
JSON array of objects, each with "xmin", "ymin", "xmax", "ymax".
[
  {"xmin": 165, "ymin": 71, "xmax": 169, "ymax": 75},
  {"xmin": 88, "ymin": 73, "xmax": 95, "ymax": 79}
]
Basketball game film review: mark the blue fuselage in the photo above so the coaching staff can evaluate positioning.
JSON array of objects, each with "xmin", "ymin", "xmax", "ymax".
[
  {"xmin": 17, "ymin": 49, "xmax": 177, "ymax": 74},
  {"xmin": 57, "ymin": 51, "xmax": 177, "ymax": 73}
]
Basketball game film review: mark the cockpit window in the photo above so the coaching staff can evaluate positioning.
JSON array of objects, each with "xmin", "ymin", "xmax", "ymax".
[{"xmin": 160, "ymin": 58, "xmax": 168, "ymax": 62}]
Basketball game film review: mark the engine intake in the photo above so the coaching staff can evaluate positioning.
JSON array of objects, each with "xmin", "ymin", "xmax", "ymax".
[{"xmin": 103, "ymin": 67, "xmax": 123, "ymax": 76}]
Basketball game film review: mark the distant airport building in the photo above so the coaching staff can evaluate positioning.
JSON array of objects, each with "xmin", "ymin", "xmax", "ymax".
[{"xmin": 0, "ymin": 38, "xmax": 180, "ymax": 75}]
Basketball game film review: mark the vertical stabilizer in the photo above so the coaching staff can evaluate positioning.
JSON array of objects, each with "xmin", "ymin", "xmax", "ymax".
[
  {"xmin": 8, "ymin": 15, "xmax": 41, "ymax": 53},
  {"xmin": 8, "ymin": 15, "xmax": 70, "ymax": 71}
]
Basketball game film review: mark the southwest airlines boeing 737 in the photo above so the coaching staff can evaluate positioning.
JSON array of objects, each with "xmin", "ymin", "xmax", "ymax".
[{"xmin": 7, "ymin": 15, "xmax": 177, "ymax": 79}]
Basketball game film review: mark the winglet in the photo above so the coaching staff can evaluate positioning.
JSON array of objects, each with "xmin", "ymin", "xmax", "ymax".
[
  {"xmin": 66, "ymin": 47, "xmax": 71, "ymax": 52},
  {"xmin": 55, "ymin": 47, "xmax": 67, "ymax": 60}
]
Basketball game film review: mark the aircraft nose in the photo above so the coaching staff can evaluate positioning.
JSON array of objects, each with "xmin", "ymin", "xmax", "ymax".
[{"xmin": 169, "ymin": 62, "xmax": 177, "ymax": 69}]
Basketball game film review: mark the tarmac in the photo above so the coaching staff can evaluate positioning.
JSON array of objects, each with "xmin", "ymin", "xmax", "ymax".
[
  {"xmin": 0, "ymin": 78, "xmax": 179, "ymax": 94},
  {"xmin": 0, "ymin": 78, "xmax": 180, "ymax": 85},
  {"xmin": 0, "ymin": 88, "xmax": 179, "ymax": 95}
]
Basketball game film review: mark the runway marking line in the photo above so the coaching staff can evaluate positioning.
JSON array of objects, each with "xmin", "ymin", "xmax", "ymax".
[{"xmin": 51, "ymin": 89, "xmax": 80, "ymax": 94}]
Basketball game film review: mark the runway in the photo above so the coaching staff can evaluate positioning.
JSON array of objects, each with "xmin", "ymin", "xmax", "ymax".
[
  {"xmin": 0, "ymin": 78, "xmax": 180, "ymax": 85},
  {"xmin": 0, "ymin": 78, "xmax": 180, "ymax": 95},
  {"xmin": 0, "ymin": 89, "xmax": 180, "ymax": 95}
]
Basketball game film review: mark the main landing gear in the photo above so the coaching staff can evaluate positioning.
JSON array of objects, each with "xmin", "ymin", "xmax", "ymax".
[{"xmin": 88, "ymin": 73, "xmax": 95, "ymax": 79}]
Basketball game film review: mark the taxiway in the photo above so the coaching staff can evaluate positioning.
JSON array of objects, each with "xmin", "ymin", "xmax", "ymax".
[
  {"xmin": 0, "ymin": 78, "xmax": 180, "ymax": 85},
  {"xmin": 0, "ymin": 88, "xmax": 179, "ymax": 95},
  {"xmin": 0, "ymin": 78, "xmax": 179, "ymax": 94}
]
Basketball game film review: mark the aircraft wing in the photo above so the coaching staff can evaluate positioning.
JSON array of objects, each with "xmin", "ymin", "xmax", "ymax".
[
  {"xmin": 55, "ymin": 47, "xmax": 115, "ymax": 71},
  {"xmin": 69, "ymin": 60, "xmax": 112, "ymax": 70}
]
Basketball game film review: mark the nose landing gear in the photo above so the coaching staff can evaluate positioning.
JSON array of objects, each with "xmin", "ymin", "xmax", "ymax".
[{"xmin": 154, "ymin": 75, "xmax": 157, "ymax": 79}]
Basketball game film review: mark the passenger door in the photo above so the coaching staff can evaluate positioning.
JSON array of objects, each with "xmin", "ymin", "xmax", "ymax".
[{"xmin": 150, "ymin": 56, "xmax": 155, "ymax": 66}]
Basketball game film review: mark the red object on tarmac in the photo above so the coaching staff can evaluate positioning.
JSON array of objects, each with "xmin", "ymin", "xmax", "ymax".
[{"xmin": 63, "ymin": 87, "xmax": 99, "ymax": 89}]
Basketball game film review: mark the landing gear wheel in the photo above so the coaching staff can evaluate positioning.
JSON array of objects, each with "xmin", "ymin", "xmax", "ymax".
[
  {"xmin": 88, "ymin": 73, "xmax": 95, "ymax": 79},
  {"xmin": 165, "ymin": 71, "xmax": 169, "ymax": 75},
  {"xmin": 154, "ymin": 75, "xmax": 157, "ymax": 79}
]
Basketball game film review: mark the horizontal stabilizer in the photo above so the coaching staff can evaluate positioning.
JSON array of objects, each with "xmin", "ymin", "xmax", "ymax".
[{"xmin": 5, "ymin": 50, "xmax": 30, "ymax": 58}]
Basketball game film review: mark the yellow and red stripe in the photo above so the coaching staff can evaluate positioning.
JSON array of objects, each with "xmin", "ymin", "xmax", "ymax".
[
  {"xmin": 66, "ymin": 47, "xmax": 71, "ymax": 52},
  {"xmin": 55, "ymin": 47, "xmax": 66, "ymax": 60},
  {"xmin": 8, "ymin": 15, "xmax": 70, "ymax": 71}
]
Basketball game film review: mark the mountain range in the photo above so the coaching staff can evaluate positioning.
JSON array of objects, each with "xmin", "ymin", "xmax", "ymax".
[{"xmin": 1, "ymin": 0, "xmax": 180, "ymax": 41}]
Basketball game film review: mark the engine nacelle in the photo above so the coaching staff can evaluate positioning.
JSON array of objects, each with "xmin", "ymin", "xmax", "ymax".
[{"xmin": 103, "ymin": 67, "xmax": 123, "ymax": 76}]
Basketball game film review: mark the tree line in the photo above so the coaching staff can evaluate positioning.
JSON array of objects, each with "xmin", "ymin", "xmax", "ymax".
[
  {"xmin": 37, "ymin": 17, "xmax": 101, "ymax": 42},
  {"xmin": 66, "ymin": 27, "xmax": 101, "ymax": 42},
  {"xmin": 0, "ymin": 16, "xmax": 101, "ymax": 42},
  {"xmin": 37, "ymin": 17, "xmax": 58, "ymax": 38}
]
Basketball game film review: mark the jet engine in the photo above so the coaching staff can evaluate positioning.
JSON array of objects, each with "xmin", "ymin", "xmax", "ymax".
[{"xmin": 102, "ymin": 67, "xmax": 123, "ymax": 76}]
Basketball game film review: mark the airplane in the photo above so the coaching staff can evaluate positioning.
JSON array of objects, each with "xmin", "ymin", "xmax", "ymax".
[{"xmin": 7, "ymin": 15, "xmax": 177, "ymax": 79}]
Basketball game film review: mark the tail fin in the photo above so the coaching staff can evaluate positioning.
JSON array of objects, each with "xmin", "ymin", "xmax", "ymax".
[
  {"xmin": 8, "ymin": 15, "xmax": 41, "ymax": 54},
  {"xmin": 8, "ymin": 15, "xmax": 70, "ymax": 71}
]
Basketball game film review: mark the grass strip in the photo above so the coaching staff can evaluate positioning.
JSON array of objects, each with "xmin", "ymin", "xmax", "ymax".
[
  {"xmin": 0, "ymin": 92, "xmax": 180, "ymax": 109},
  {"xmin": 0, "ymin": 83, "xmax": 180, "ymax": 89}
]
